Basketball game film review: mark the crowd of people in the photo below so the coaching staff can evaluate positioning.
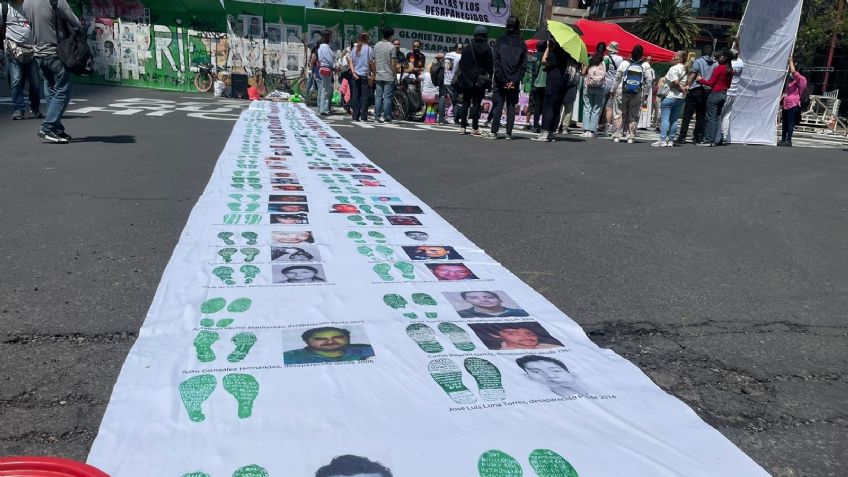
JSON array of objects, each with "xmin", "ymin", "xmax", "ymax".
[{"xmin": 300, "ymin": 16, "xmax": 820, "ymax": 148}]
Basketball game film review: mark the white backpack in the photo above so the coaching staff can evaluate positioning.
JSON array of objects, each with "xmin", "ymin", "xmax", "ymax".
[{"xmin": 586, "ymin": 63, "xmax": 606, "ymax": 88}]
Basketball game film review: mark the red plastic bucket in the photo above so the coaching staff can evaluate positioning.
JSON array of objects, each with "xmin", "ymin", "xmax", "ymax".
[{"xmin": 0, "ymin": 457, "xmax": 109, "ymax": 477}]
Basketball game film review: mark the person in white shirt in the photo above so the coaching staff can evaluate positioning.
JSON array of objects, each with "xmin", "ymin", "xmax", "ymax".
[
  {"xmin": 316, "ymin": 30, "xmax": 335, "ymax": 115},
  {"xmin": 440, "ymin": 43, "xmax": 462, "ymax": 124},
  {"xmin": 720, "ymin": 41, "xmax": 744, "ymax": 145},
  {"xmin": 602, "ymin": 41, "xmax": 624, "ymax": 136},
  {"xmin": 654, "ymin": 50, "xmax": 688, "ymax": 147},
  {"xmin": 2, "ymin": 0, "xmax": 42, "ymax": 120}
]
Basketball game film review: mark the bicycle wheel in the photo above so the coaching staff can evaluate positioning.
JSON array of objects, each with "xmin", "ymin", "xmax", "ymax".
[
  {"xmin": 265, "ymin": 75, "xmax": 279, "ymax": 92},
  {"xmin": 194, "ymin": 72, "xmax": 213, "ymax": 93},
  {"xmin": 392, "ymin": 91, "xmax": 409, "ymax": 121}
]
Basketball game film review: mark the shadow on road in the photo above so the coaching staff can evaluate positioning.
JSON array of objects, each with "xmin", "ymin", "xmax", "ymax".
[{"xmin": 70, "ymin": 135, "xmax": 137, "ymax": 144}]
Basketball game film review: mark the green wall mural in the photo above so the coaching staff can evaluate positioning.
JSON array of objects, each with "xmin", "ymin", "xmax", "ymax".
[{"xmin": 70, "ymin": 0, "xmax": 527, "ymax": 92}]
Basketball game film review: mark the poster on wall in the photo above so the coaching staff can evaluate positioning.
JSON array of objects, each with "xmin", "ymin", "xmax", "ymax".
[{"xmin": 402, "ymin": 0, "xmax": 512, "ymax": 26}]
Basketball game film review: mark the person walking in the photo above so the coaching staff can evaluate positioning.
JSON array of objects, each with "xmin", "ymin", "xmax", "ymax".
[
  {"xmin": 316, "ymin": 30, "xmax": 335, "ymax": 116},
  {"xmin": 720, "ymin": 42, "xmax": 744, "ymax": 145},
  {"xmin": 456, "ymin": 25, "xmax": 493, "ymax": 136},
  {"xmin": 481, "ymin": 16, "xmax": 526, "ymax": 140},
  {"xmin": 347, "ymin": 32, "xmax": 374, "ymax": 122},
  {"xmin": 779, "ymin": 56, "xmax": 806, "ymax": 147},
  {"xmin": 580, "ymin": 42, "xmax": 607, "ymax": 138},
  {"xmin": 532, "ymin": 39, "xmax": 570, "ymax": 142},
  {"xmin": 697, "ymin": 49, "xmax": 733, "ymax": 147},
  {"xmin": 441, "ymin": 43, "xmax": 462, "ymax": 124},
  {"xmin": 653, "ymin": 50, "xmax": 688, "ymax": 147},
  {"xmin": 22, "ymin": 0, "xmax": 79, "ymax": 143},
  {"xmin": 600, "ymin": 40, "xmax": 623, "ymax": 136},
  {"xmin": 612, "ymin": 44, "xmax": 649, "ymax": 144},
  {"xmin": 3, "ymin": 0, "xmax": 42, "ymax": 121},
  {"xmin": 373, "ymin": 27, "xmax": 397, "ymax": 123},
  {"xmin": 676, "ymin": 45, "xmax": 716, "ymax": 145},
  {"xmin": 305, "ymin": 43, "xmax": 320, "ymax": 106}
]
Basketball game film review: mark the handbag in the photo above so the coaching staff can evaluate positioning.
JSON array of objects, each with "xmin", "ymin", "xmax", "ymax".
[
  {"xmin": 4, "ymin": 38, "xmax": 34, "ymax": 63},
  {"xmin": 657, "ymin": 77, "xmax": 669, "ymax": 98},
  {"xmin": 319, "ymin": 66, "xmax": 332, "ymax": 77}
]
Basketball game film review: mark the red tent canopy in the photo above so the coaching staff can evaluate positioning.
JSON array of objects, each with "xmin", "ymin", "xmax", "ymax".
[{"xmin": 576, "ymin": 19, "xmax": 675, "ymax": 63}]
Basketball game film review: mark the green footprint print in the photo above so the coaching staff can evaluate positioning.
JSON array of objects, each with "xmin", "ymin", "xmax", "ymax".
[
  {"xmin": 351, "ymin": 196, "xmax": 365, "ymax": 204},
  {"xmin": 228, "ymin": 332, "xmax": 257, "ymax": 363},
  {"xmin": 227, "ymin": 202, "xmax": 242, "ymax": 212},
  {"xmin": 218, "ymin": 248, "xmax": 238, "ymax": 263},
  {"xmin": 179, "ymin": 374, "xmax": 217, "ymax": 423},
  {"xmin": 407, "ymin": 324, "xmax": 444, "ymax": 353},
  {"xmin": 347, "ymin": 215, "xmax": 367, "ymax": 226},
  {"xmin": 217, "ymin": 232, "xmax": 235, "ymax": 245},
  {"xmin": 200, "ymin": 297, "xmax": 251, "ymax": 328},
  {"xmin": 438, "ymin": 322, "xmax": 475, "ymax": 351},
  {"xmin": 375, "ymin": 245, "xmax": 395, "ymax": 260},
  {"xmin": 428, "ymin": 358, "xmax": 476, "ymax": 404},
  {"xmin": 393, "ymin": 261, "xmax": 415, "ymax": 280},
  {"xmin": 232, "ymin": 464, "xmax": 270, "ymax": 477},
  {"xmin": 347, "ymin": 231, "xmax": 365, "ymax": 243},
  {"xmin": 193, "ymin": 330, "xmax": 220, "ymax": 362},
  {"xmin": 223, "ymin": 373, "xmax": 259, "ymax": 419},
  {"xmin": 335, "ymin": 195, "xmax": 351, "ymax": 204},
  {"xmin": 365, "ymin": 215, "xmax": 384, "ymax": 225},
  {"xmin": 180, "ymin": 472, "xmax": 210, "ymax": 477},
  {"xmin": 528, "ymin": 449, "xmax": 579, "ymax": 477},
  {"xmin": 240, "ymin": 265, "xmax": 260, "ymax": 284},
  {"xmin": 479, "ymin": 450, "xmax": 523, "ymax": 477},
  {"xmin": 357, "ymin": 245, "xmax": 376, "ymax": 260},
  {"xmin": 241, "ymin": 247, "xmax": 260, "ymax": 262},
  {"xmin": 464, "ymin": 357, "xmax": 505, "ymax": 402},
  {"xmin": 374, "ymin": 204, "xmax": 392, "ymax": 214},
  {"xmin": 413, "ymin": 292, "xmax": 439, "ymax": 318},
  {"xmin": 367, "ymin": 231, "xmax": 387, "ymax": 243},
  {"xmin": 201, "ymin": 297, "xmax": 227, "ymax": 314},
  {"xmin": 228, "ymin": 297, "xmax": 252, "ymax": 313},
  {"xmin": 241, "ymin": 231, "xmax": 258, "ymax": 245},
  {"xmin": 373, "ymin": 263, "xmax": 394, "ymax": 281},
  {"xmin": 383, "ymin": 294, "xmax": 417, "ymax": 319},
  {"xmin": 213, "ymin": 266, "xmax": 236, "ymax": 285},
  {"xmin": 359, "ymin": 205, "xmax": 374, "ymax": 214}
]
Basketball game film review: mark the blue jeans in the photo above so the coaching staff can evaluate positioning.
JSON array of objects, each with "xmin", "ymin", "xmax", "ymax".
[
  {"xmin": 582, "ymin": 87, "xmax": 605, "ymax": 133},
  {"xmin": 660, "ymin": 97, "xmax": 685, "ymax": 141},
  {"xmin": 438, "ymin": 84, "xmax": 459, "ymax": 123},
  {"xmin": 37, "ymin": 56, "xmax": 72, "ymax": 133},
  {"xmin": 9, "ymin": 58, "xmax": 42, "ymax": 113},
  {"xmin": 374, "ymin": 80, "xmax": 395, "ymax": 120},
  {"xmin": 781, "ymin": 106, "xmax": 800, "ymax": 144},
  {"xmin": 318, "ymin": 73, "xmax": 333, "ymax": 114}
]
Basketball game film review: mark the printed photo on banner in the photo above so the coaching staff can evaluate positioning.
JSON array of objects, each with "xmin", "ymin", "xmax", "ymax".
[
  {"xmin": 391, "ymin": 205, "xmax": 424, "ymax": 215},
  {"xmin": 265, "ymin": 23, "xmax": 282, "ymax": 44},
  {"xmin": 516, "ymin": 354, "xmax": 588, "ymax": 398},
  {"xmin": 283, "ymin": 324, "xmax": 374, "ymax": 366},
  {"xmin": 372, "ymin": 196, "xmax": 401, "ymax": 203},
  {"xmin": 427, "ymin": 263, "xmax": 478, "ymax": 281},
  {"xmin": 403, "ymin": 245, "xmax": 464, "ymax": 261},
  {"xmin": 272, "ymin": 178, "xmax": 300, "ymax": 185},
  {"xmin": 330, "ymin": 204, "xmax": 361, "ymax": 214},
  {"xmin": 269, "ymin": 194, "xmax": 307, "ymax": 203},
  {"xmin": 284, "ymin": 25, "xmax": 302, "ymax": 46},
  {"xmin": 387, "ymin": 215, "xmax": 422, "ymax": 226},
  {"xmin": 442, "ymin": 290, "xmax": 530, "ymax": 318},
  {"xmin": 468, "ymin": 321, "xmax": 563, "ymax": 350},
  {"xmin": 271, "ymin": 245, "xmax": 322, "ymax": 263},
  {"xmin": 272, "ymin": 184, "xmax": 305, "ymax": 191},
  {"xmin": 271, "ymin": 230, "xmax": 315, "ymax": 245},
  {"xmin": 314, "ymin": 455, "xmax": 392, "ymax": 477},
  {"xmin": 271, "ymin": 213, "xmax": 309, "ymax": 225},
  {"xmin": 404, "ymin": 230, "xmax": 429, "ymax": 242},
  {"xmin": 268, "ymin": 203, "xmax": 309, "ymax": 213},
  {"xmin": 272, "ymin": 264, "xmax": 327, "ymax": 284}
]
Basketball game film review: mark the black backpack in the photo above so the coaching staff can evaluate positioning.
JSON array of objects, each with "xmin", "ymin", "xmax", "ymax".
[
  {"xmin": 50, "ymin": 0, "xmax": 92, "ymax": 75},
  {"xmin": 429, "ymin": 61, "xmax": 444, "ymax": 87}
]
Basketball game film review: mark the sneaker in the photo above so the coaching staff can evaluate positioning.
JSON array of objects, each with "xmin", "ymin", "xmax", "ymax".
[
  {"xmin": 30, "ymin": 109, "xmax": 44, "ymax": 119},
  {"xmin": 696, "ymin": 142, "xmax": 714, "ymax": 147},
  {"xmin": 483, "ymin": 120, "xmax": 491, "ymax": 128},
  {"xmin": 505, "ymin": 133, "xmax": 513, "ymax": 140},
  {"xmin": 458, "ymin": 127, "xmax": 468, "ymax": 135},
  {"xmin": 480, "ymin": 131, "xmax": 498, "ymax": 140},
  {"xmin": 613, "ymin": 136, "xmax": 620, "ymax": 143},
  {"xmin": 11, "ymin": 110, "xmax": 24, "ymax": 120},
  {"xmin": 627, "ymin": 137, "xmax": 635, "ymax": 144},
  {"xmin": 662, "ymin": 140, "xmax": 674, "ymax": 147},
  {"xmin": 471, "ymin": 129, "xmax": 480, "ymax": 136},
  {"xmin": 37, "ymin": 129, "xmax": 69, "ymax": 144},
  {"xmin": 651, "ymin": 140, "xmax": 665, "ymax": 147},
  {"xmin": 673, "ymin": 139, "xmax": 686, "ymax": 146},
  {"xmin": 531, "ymin": 131, "xmax": 550, "ymax": 142},
  {"xmin": 377, "ymin": 117, "xmax": 384, "ymax": 123},
  {"xmin": 57, "ymin": 131, "xmax": 72, "ymax": 141}
]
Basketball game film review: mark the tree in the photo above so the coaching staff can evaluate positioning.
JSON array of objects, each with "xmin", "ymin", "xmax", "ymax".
[
  {"xmin": 792, "ymin": 0, "xmax": 847, "ymax": 67},
  {"xmin": 313, "ymin": 0, "xmax": 402, "ymax": 13},
  {"xmin": 634, "ymin": 0, "xmax": 700, "ymax": 50},
  {"xmin": 511, "ymin": 0, "xmax": 541, "ymax": 29}
]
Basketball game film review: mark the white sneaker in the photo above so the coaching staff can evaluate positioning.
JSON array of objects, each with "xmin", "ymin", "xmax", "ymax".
[
  {"xmin": 651, "ymin": 140, "xmax": 664, "ymax": 147},
  {"xmin": 627, "ymin": 136, "xmax": 635, "ymax": 144},
  {"xmin": 662, "ymin": 140, "xmax": 674, "ymax": 147},
  {"xmin": 531, "ymin": 132, "xmax": 550, "ymax": 142},
  {"xmin": 613, "ymin": 136, "xmax": 620, "ymax": 143}
]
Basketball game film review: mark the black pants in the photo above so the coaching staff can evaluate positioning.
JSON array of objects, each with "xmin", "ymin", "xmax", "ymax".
[
  {"xmin": 459, "ymin": 86, "xmax": 485, "ymax": 130},
  {"xmin": 781, "ymin": 106, "xmax": 801, "ymax": 144},
  {"xmin": 678, "ymin": 87, "xmax": 709, "ymax": 142},
  {"xmin": 530, "ymin": 86, "xmax": 545, "ymax": 128},
  {"xmin": 490, "ymin": 85, "xmax": 519, "ymax": 135},
  {"xmin": 542, "ymin": 68, "xmax": 568, "ymax": 134},
  {"xmin": 349, "ymin": 76, "xmax": 370, "ymax": 120}
]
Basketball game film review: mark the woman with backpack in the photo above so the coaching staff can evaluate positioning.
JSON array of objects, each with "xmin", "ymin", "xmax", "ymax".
[
  {"xmin": 778, "ymin": 56, "xmax": 807, "ymax": 147},
  {"xmin": 581, "ymin": 42, "xmax": 607, "ymax": 138},
  {"xmin": 612, "ymin": 44, "xmax": 649, "ymax": 144},
  {"xmin": 456, "ymin": 25, "xmax": 493, "ymax": 136}
]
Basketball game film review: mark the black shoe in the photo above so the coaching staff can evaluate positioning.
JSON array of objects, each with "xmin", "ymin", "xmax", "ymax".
[
  {"xmin": 57, "ymin": 131, "xmax": 72, "ymax": 141},
  {"xmin": 30, "ymin": 109, "xmax": 44, "ymax": 119},
  {"xmin": 38, "ymin": 129, "xmax": 69, "ymax": 144},
  {"xmin": 673, "ymin": 139, "xmax": 686, "ymax": 146},
  {"xmin": 11, "ymin": 110, "xmax": 24, "ymax": 120},
  {"xmin": 777, "ymin": 141, "xmax": 788, "ymax": 147}
]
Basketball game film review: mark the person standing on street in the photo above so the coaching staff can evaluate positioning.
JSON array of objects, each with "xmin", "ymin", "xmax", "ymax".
[
  {"xmin": 612, "ymin": 44, "xmax": 649, "ymax": 144},
  {"xmin": 373, "ymin": 27, "xmax": 397, "ymax": 123},
  {"xmin": 697, "ymin": 49, "xmax": 732, "ymax": 147},
  {"xmin": 526, "ymin": 41, "xmax": 546, "ymax": 133},
  {"xmin": 676, "ymin": 45, "xmax": 716, "ymax": 145},
  {"xmin": 653, "ymin": 50, "xmax": 688, "ymax": 147},
  {"xmin": 720, "ymin": 42, "xmax": 744, "ymax": 145},
  {"xmin": 22, "ymin": 0, "xmax": 79, "ymax": 143},
  {"xmin": 441, "ymin": 43, "xmax": 462, "ymax": 124},
  {"xmin": 580, "ymin": 42, "xmax": 607, "ymax": 138},
  {"xmin": 3, "ymin": 0, "xmax": 42, "ymax": 121},
  {"xmin": 481, "ymin": 16, "xmax": 526, "ymax": 140},
  {"xmin": 316, "ymin": 30, "xmax": 335, "ymax": 116},
  {"xmin": 347, "ymin": 32, "xmax": 374, "ymax": 122},
  {"xmin": 532, "ymin": 39, "xmax": 570, "ymax": 142},
  {"xmin": 779, "ymin": 56, "xmax": 806, "ymax": 147},
  {"xmin": 456, "ymin": 25, "xmax": 493, "ymax": 136},
  {"xmin": 600, "ymin": 40, "xmax": 623, "ymax": 136}
]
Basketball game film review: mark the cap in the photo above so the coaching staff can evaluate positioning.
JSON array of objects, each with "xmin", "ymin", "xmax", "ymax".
[
  {"xmin": 608, "ymin": 41, "xmax": 619, "ymax": 54},
  {"xmin": 474, "ymin": 25, "xmax": 488, "ymax": 35}
]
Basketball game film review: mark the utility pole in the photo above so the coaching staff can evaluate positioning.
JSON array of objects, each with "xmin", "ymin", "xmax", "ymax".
[{"xmin": 822, "ymin": 0, "xmax": 844, "ymax": 92}]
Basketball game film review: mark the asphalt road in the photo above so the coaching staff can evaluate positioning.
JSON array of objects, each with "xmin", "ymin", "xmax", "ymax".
[{"xmin": 1, "ymin": 84, "xmax": 846, "ymax": 477}]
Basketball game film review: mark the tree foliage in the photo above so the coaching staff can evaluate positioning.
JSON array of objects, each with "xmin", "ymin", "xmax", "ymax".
[
  {"xmin": 792, "ymin": 0, "xmax": 848, "ymax": 67},
  {"xmin": 314, "ymin": 0, "xmax": 402, "ymax": 13},
  {"xmin": 511, "ymin": 0, "xmax": 541, "ymax": 30},
  {"xmin": 634, "ymin": 0, "xmax": 700, "ymax": 50}
]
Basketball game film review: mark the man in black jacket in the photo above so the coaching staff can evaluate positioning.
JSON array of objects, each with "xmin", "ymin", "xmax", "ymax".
[{"xmin": 481, "ymin": 16, "xmax": 527, "ymax": 140}]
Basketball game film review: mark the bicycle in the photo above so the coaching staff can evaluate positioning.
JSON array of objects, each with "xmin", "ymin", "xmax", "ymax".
[
  {"xmin": 192, "ymin": 63, "xmax": 231, "ymax": 93},
  {"xmin": 392, "ymin": 73, "xmax": 425, "ymax": 122}
]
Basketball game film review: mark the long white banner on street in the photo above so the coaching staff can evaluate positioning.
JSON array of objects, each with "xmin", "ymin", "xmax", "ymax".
[{"xmin": 87, "ymin": 102, "xmax": 769, "ymax": 477}]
